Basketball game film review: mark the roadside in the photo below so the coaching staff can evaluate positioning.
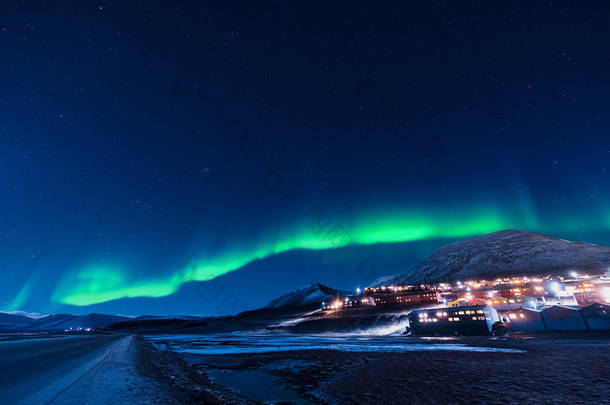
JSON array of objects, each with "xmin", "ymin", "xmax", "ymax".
[
  {"xmin": 42, "ymin": 334, "xmax": 180, "ymax": 405},
  {"xmin": 0, "ymin": 334, "xmax": 126, "ymax": 404},
  {"xmin": 134, "ymin": 335, "xmax": 258, "ymax": 404}
]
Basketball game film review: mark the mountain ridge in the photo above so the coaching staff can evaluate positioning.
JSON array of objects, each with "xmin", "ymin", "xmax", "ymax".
[
  {"xmin": 265, "ymin": 282, "xmax": 350, "ymax": 310},
  {"xmin": 371, "ymin": 229, "xmax": 610, "ymax": 286}
]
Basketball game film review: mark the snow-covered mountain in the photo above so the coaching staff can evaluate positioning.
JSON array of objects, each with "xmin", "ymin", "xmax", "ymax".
[
  {"xmin": 0, "ymin": 312, "xmax": 34, "ymax": 331},
  {"xmin": 265, "ymin": 283, "xmax": 349, "ymax": 310},
  {"xmin": 135, "ymin": 315, "xmax": 204, "ymax": 321},
  {"xmin": 22, "ymin": 313, "xmax": 131, "ymax": 331},
  {"xmin": 371, "ymin": 230, "xmax": 610, "ymax": 286}
]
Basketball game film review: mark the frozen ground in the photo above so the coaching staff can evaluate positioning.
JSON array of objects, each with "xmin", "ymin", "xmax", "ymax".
[
  {"xmin": 147, "ymin": 332, "xmax": 525, "ymax": 354},
  {"xmin": 148, "ymin": 332, "xmax": 610, "ymax": 404}
]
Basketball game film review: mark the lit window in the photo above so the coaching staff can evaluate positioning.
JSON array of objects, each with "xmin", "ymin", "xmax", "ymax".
[
  {"xmin": 458, "ymin": 311, "xmax": 464, "ymax": 315},
  {"xmin": 432, "ymin": 318, "xmax": 438, "ymax": 322},
  {"xmin": 509, "ymin": 313, "xmax": 517, "ymax": 319},
  {"xmin": 472, "ymin": 316, "xmax": 478, "ymax": 320},
  {"xmin": 520, "ymin": 314, "xmax": 525, "ymax": 318},
  {"xmin": 476, "ymin": 310, "xmax": 484, "ymax": 314}
]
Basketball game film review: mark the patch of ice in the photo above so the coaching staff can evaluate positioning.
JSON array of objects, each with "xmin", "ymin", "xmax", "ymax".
[{"xmin": 147, "ymin": 333, "xmax": 525, "ymax": 355}]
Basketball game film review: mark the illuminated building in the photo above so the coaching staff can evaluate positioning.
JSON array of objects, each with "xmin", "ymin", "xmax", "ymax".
[
  {"xmin": 343, "ymin": 294, "xmax": 376, "ymax": 308},
  {"xmin": 486, "ymin": 297, "xmax": 509, "ymax": 306},
  {"xmin": 572, "ymin": 281, "xmax": 600, "ymax": 306},
  {"xmin": 497, "ymin": 307, "xmax": 546, "ymax": 331},
  {"xmin": 364, "ymin": 287, "xmax": 440, "ymax": 307},
  {"xmin": 457, "ymin": 289, "xmax": 489, "ymax": 301},
  {"xmin": 408, "ymin": 305, "xmax": 500, "ymax": 336},
  {"xmin": 446, "ymin": 298, "xmax": 463, "ymax": 308},
  {"xmin": 321, "ymin": 298, "xmax": 345, "ymax": 310}
]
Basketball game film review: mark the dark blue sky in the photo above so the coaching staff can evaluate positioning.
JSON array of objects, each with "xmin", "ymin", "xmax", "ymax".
[{"xmin": 2, "ymin": 1, "xmax": 610, "ymax": 315}]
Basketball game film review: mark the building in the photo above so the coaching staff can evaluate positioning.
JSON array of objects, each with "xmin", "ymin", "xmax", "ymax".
[
  {"xmin": 343, "ymin": 294, "xmax": 376, "ymax": 308},
  {"xmin": 408, "ymin": 305, "xmax": 500, "ymax": 336},
  {"xmin": 498, "ymin": 307, "xmax": 547, "ymax": 332},
  {"xmin": 495, "ymin": 286, "xmax": 530, "ymax": 302},
  {"xmin": 446, "ymin": 298, "xmax": 464, "ymax": 308},
  {"xmin": 580, "ymin": 303, "xmax": 610, "ymax": 331},
  {"xmin": 486, "ymin": 297, "xmax": 510, "ymax": 306},
  {"xmin": 573, "ymin": 281, "xmax": 600, "ymax": 306},
  {"xmin": 541, "ymin": 305, "xmax": 587, "ymax": 331},
  {"xmin": 456, "ymin": 289, "xmax": 490, "ymax": 301},
  {"xmin": 365, "ymin": 288, "xmax": 440, "ymax": 308}
]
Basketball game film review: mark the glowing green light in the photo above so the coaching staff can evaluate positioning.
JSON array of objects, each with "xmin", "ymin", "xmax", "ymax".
[{"xmin": 51, "ymin": 206, "xmax": 521, "ymax": 307}]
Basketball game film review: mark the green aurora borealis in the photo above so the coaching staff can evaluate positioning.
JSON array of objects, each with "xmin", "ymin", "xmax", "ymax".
[
  {"xmin": 49, "ymin": 205, "xmax": 608, "ymax": 307},
  {"xmin": 5, "ymin": 1, "xmax": 610, "ymax": 316}
]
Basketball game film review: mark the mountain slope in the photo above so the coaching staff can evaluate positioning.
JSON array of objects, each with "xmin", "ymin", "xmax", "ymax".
[
  {"xmin": 372, "ymin": 230, "xmax": 610, "ymax": 286},
  {"xmin": 265, "ymin": 283, "xmax": 349, "ymax": 310},
  {"xmin": 23, "ymin": 313, "xmax": 131, "ymax": 331},
  {"xmin": 0, "ymin": 312, "xmax": 34, "ymax": 331}
]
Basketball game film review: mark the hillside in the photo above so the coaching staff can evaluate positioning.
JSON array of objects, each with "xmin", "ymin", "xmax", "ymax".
[
  {"xmin": 21, "ymin": 313, "xmax": 131, "ymax": 331},
  {"xmin": 372, "ymin": 230, "xmax": 610, "ymax": 286},
  {"xmin": 0, "ymin": 312, "xmax": 34, "ymax": 331},
  {"xmin": 265, "ymin": 283, "xmax": 349, "ymax": 310}
]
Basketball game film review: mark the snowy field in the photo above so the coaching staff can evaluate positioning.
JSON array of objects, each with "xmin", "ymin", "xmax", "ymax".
[{"xmin": 146, "ymin": 332, "xmax": 525, "ymax": 354}]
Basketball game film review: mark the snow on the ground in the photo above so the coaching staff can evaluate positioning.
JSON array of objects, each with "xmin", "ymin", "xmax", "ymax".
[{"xmin": 19, "ymin": 335, "xmax": 176, "ymax": 405}]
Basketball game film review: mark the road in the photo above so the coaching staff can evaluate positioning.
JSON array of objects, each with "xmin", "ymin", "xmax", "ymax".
[{"xmin": 0, "ymin": 334, "xmax": 177, "ymax": 404}]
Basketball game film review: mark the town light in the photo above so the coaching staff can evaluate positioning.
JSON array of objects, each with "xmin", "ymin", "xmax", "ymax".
[
  {"xmin": 603, "ymin": 287, "xmax": 610, "ymax": 303},
  {"xmin": 570, "ymin": 271, "xmax": 579, "ymax": 279},
  {"xmin": 527, "ymin": 298, "xmax": 538, "ymax": 309},
  {"xmin": 549, "ymin": 281, "xmax": 562, "ymax": 293},
  {"xmin": 356, "ymin": 288, "xmax": 361, "ymax": 294}
]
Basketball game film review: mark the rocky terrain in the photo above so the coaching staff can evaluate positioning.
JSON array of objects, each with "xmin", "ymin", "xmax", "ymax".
[
  {"xmin": 265, "ymin": 283, "xmax": 349, "ymax": 311},
  {"xmin": 372, "ymin": 229, "xmax": 610, "ymax": 286}
]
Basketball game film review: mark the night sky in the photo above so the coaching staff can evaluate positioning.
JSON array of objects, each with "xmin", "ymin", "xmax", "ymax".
[{"xmin": 2, "ymin": 1, "xmax": 610, "ymax": 316}]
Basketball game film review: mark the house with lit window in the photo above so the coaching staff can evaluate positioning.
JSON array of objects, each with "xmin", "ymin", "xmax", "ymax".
[
  {"xmin": 573, "ymin": 281, "xmax": 600, "ymax": 306},
  {"xmin": 446, "ymin": 298, "xmax": 465, "ymax": 307},
  {"xmin": 486, "ymin": 296, "xmax": 510, "ymax": 306},
  {"xmin": 408, "ymin": 305, "xmax": 500, "ymax": 336},
  {"xmin": 580, "ymin": 303, "xmax": 610, "ymax": 331},
  {"xmin": 365, "ymin": 288, "xmax": 440, "ymax": 308},
  {"xmin": 498, "ymin": 307, "xmax": 547, "ymax": 332}
]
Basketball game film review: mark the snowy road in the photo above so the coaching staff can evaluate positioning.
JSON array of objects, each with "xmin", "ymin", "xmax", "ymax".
[{"xmin": 0, "ymin": 334, "xmax": 177, "ymax": 404}]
